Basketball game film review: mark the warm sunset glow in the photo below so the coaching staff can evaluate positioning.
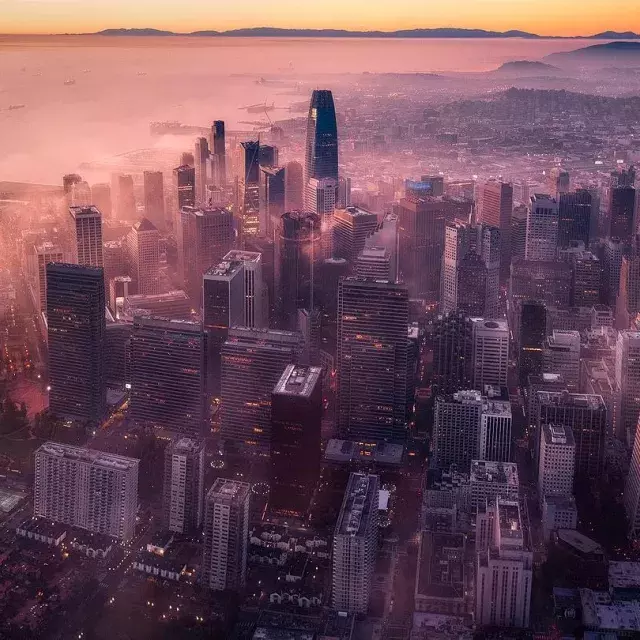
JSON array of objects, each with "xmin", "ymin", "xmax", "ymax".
[{"xmin": 1, "ymin": 0, "xmax": 637, "ymax": 36}]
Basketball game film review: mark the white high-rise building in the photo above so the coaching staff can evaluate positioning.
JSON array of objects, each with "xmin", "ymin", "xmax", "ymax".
[
  {"xmin": 525, "ymin": 194, "xmax": 559, "ymax": 262},
  {"xmin": 538, "ymin": 424, "xmax": 575, "ymax": 502},
  {"xmin": 305, "ymin": 176, "xmax": 337, "ymax": 257},
  {"xmin": 471, "ymin": 318, "xmax": 509, "ymax": 392},
  {"xmin": 32, "ymin": 242, "xmax": 64, "ymax": 313},
  {"xmin": 470, "ymin": 459, "xmax": 519, "ymax": 509},
  {"xmin": 162, "ymin": 437, "xmax": 204, "ymax": 535},
  {"xmin": 201, "ymin": 478, "xmax": 250, "ymax": 591},
  {"xmin": 625, "ymin": 418, "xmax": 640, "ymax": 538},
  {"xmin": 475, "ymin": 498, "xmax": 532, "ymax": 628},
  {"xmin": 69, "ymin": 205, "xmax": 104, "ymax": 267},
  {"xmin": 332, "ymin": 473, "xmax": 379, "ymax": 614},
  {"xmin": 479, "ymin": 400, "xmax": 512, "ymax": 462},
  {"xmin": 616, "ymin": 331, "xmax": 640, "ymax": 446},
  {"xmin": 543, "ymin": 330, "xmax": 581, "ymax": 392},
  {"xmin": 125, "ymin": 218, "xmax": 160, "ymax": 295},
  {"xmin": 33, "ymin": 442, "xmax": 138, "ymax": 541},
  {"xmin": 221, "ymin": 250, "xmax": 265, "ymax": 329}
]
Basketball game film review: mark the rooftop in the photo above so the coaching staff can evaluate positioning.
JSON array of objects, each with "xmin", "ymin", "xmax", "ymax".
[
  {"xmin": 609, "ymin": 561, "xmax": 640, "ymax": 589},
  {"xmin": 324, "ymin": 439, "xmax": 404, "ymax": 466},
  {"xmin": 132, "ymin": 316, "xmax": 202, "ymax": 333},
  {"xmin": 273, "ymin": 365, "xmax": 322, "ymax": 399},
  {"xmin": 416, "ymin": 531, "xmax": 466, "ymax": 601},
  {"xmin": 132, "ymin": 218, "xmax": 157, "ymax": 233},
  {"xmin": 556, "ymin": 529, "xmax": 604, "ymax": 556},
  {"xmin": 208, "ymin": 478, "xmax": 250, "ymax": 504},
  {"xmin": 335, "ymin": 205, "xmax": 377, "ymax": 219},
  {"xmin": 69, "ymin": 204, "xmax": 101, "ymax": 218},
  {"xmin": 537, "ymin": 391, "xmax": 605, "ymax": 410},
  {"xmin": 470, "ymin": 460, "xmax": 519, "ymax": 487},
  {"xmin": 542, "ymin": 424, "xmax": 576, "ymax": 446},
  {"xmin": 37, "ymin": 442, "xmax": 138, "ymax": 472},
  {"xmin": 497, "ymin": 499, "xmax": 523, "ymax": 540},
  {"xmin": 169, "ymin": 437, "xmax": 203, "ymax": 455},
  {"xmin": 335, "ymin": 473, "xmax": 378, "ymax": 537}
]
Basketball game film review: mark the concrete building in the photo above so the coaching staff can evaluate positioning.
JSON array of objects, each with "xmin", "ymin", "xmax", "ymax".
[
  {"xmin": 34, "ymin": 442, "xmax": 138, "ymax": 541},
  {"xmin": 143, "ymin": 170, "xmax": 165, "ymax": 232},
  {"xmin": 479, "ymin": 399, "xmax": 512, "ymax": 462},
  {"xmin": 471, "ymin": 318, "xmax": 509, "ymax": 392},
  {"xmin": 625, "ymin": 424, "xmax": 640, "ymax": 538},
  {"xmin": 124, "ymin": 218, "xmax": 160, "ymax": 295},
  {"xmin": 475, "ymin": 498, "xmax": 532, "ymax": 628},
  {"xmin": 543, "ymin": 330, "xmax": 581, "ymax": 392},
  {"xmin": 69, "ymin": 205, "xmax": 103, "ymax": 267},
  {"xmin": 538, "ymin": 424, "xmax": 575, "ymax": 501},
  {"xmin": 525, "ymin": 194, "xmax": 559, "ymax": 262},
  {"xmin": 542, "ymin": 495, "xmax": 577, "ymax": 541},
  {"xmin": 332, "ymin": 473, "xmax": 379, "ymax": 614},
  {"xmin": 354, "ymin": 246, "xmax": 391, "ymax": 281},
  {"xmin": 32, "ymin": 242, "xmax": 64, "ymax": 313},
  {"xmin": 616, "ymin": 331, "xmax": 640, "ymax": 446},
  {"xmin": 201, "ymin": 479, "xmax": 250, "ymax": 591},
  {"xmin": 162, "ymin": 438, "xmax": 204, "ymax": 535},
  {"xmin": 332, "ymin": 206, "xmax": 379, "ymax": 266},
  {"xmin": 470, "ymin": 460, "xmax": 519, "ymax": 510}
]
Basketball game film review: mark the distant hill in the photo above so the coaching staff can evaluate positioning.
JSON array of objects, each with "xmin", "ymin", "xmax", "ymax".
[
  {"xmin": 95, "ymin": 28, "xmax": 175, "ymax": 36},
  {"xmin": 589, "ymin": 31, "xmax": 640, "ymax": 39},
  {"xmin": 494, "ymin": 60, "xmax": 560, "ymax": 72},
  {"xmin": 546, "ymin": 41, "xmax": 640, "ymax": 63}
]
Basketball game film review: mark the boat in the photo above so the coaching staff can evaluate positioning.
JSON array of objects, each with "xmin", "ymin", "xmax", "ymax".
[
  {"xmin": 241, "ymin": 102, "xmax": 275, "ymax": 114},
  {"xmin": 64, "ymin": 79, "xmax": 76, "ymax": 86},
  {"xmin": 8, "ymin": 104, "xmax": 25, "ymax": 111}
]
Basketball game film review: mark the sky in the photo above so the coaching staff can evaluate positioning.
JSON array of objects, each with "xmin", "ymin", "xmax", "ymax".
[{"xmin": 0, "ymin": 0, "xmax": 638, "ymax": 36}]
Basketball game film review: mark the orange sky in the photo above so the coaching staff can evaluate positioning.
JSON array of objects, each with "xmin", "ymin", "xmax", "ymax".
[{"xmin": 1, "ymin": 0, "xmax": 638, "ymax": 36}]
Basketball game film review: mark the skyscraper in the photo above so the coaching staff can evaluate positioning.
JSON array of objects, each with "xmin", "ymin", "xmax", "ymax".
[
  {"xmin": 211, "ymin": 120, "xmax": 226, "ymax": 185},
  {"xmin": 69, "ymin": 205, "xmax": 103, "ymax": 267},
  {"xmin": 270, "ymin": 365, "xmax": 322, "ymax": 517},
  {"xmin": 194, "ymin": 137, "xmax": 210, "ymax": 205},
  {"xmin": 543, "ymin": 330, "xmax": 581, "ymax": 391},
  {"xmin": 332, "ymin": 473, "xmax": 379, "ymax": 614},
  {"xmin": 471, "ymin": 318, "xmax": 509, "ymax": 392},
  {"xmin": 91, "ymin": 182, "xmax": 112, "ymax": 219},
  {"xmin": 336, "ymin": 278, "xmax": 409, "ymax": 442},
  {"xmin": 174, "ymin": 164, "xmax": 196, "ymax": 213},
  {"xmin": 163, "ymin": 437, "xmax": 204, "ymax": 535},
  {"xmin": 479, "ymin": 400, "xmax": 512, "ymax": 462},
  {"xmin": 304, "ymin": 89, "xmax": 338, "ymax": 210},
  {"xmin": 201, "ymin": 479, "xmax": 250, "ymax": 591},
  {"xmin": 285, "ymin": 160, "xmax": 304, "ymax": 211},
  {"xmin": 525, "ymin": 194, "xmax": 559, "ymax": 262},
  {"xmin": 130, "ymin": 317, "xmax": 207, "ymax": 437},
  {"xmin": 433, "ymin": 311, "xmax": 473, "ymax": 395},
  {"xmin": 441, "ymin": 221, "xmax": 472, "ymax": 315},
  {"xmin": 616, "ymin": 331, "xmax": 640, "ymax": 445},
  {"xmin": 220, "ymin": 327, "xmax": 302, "ymax": 453},
  {"xmin": 625, "ymin": 421, "xmax": 640, "ymax": 538},
  {"xmin": 239, "ymin": 140, "xmax": 261, "ymax": 241},
  {"xmin": 114, "ymin": 174, "xmax": 136, "ymax": 220},
  {"xmin": 609, "ymin": 185, "xmax": 636, "ymax": 243},
  {"xmin": 143, "ymin": 170, "xmax": 165, "ymax": 232},
  {"xmin": 518, "ymin": 300, "xmax": 547, "ymax": 387},
  {"xmin": 47, "ymin": 263, "xmax": 106, "ymax": 423},
  {"xmin": 34, "ymin": 442, "xmax": 138, "ymax": 541},
  {"xmin": 332, "ymin": 206, "xmax": 379, "ymax": 266},
  {"xmin": 477, "ymin": 180, "xmax": 513, "ymax": 279},
  {"xmin": 177, "ymin": 206, "xmax": 234, "ymax": 302},
  {"xmin": 558, "ymin": 189, "xmax": 594, "ymax": 249},
  {"xmin": 457, "ymin": 251, "xmax": 488, "ymax": 317},
  {"xmin": 260, "ymin": 165, "xmax": 286, "ymax": 236},
  {"xmin": 124, "ymin": 218, "xmax": 160, "ymax": 295},
  {"xmin": 275, "ymin": 211, "xmax": 322, "ymax": 329},
  {"xmin": 32, "ymin": 243, "xmax": 64, "ymax": 313},
  {"xmin": 538, "ymin": 424, "xmax": 575, "ymax": 501}
]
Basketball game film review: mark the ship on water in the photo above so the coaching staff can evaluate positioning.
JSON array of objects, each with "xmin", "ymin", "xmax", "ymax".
[
  {"xmin": 241, "ymin": 102, "xmax": 276, "ymax": 114},
  {"xmin": 8, "ymin": 104, "xmax": 26, "ymax": 111},
  {"xmin": 149, "ymin": 121, "xmax": 207, "ymax": 137}
]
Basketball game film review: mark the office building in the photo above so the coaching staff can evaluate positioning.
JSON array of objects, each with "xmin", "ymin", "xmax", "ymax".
[
  {"xmin": 220, "ymin": 327, "xmax": 302, "ymax": 453},
  {"xmin": 477, "ymin": 180, "xmax": 513, "ymax": 279},
  {"xmin": 338, "ymin": 175, "xmax": 352, "ymax": 208},
  {"xmin": 569, "ymin": 250, "xmax": 601, "ymax": 307},
  {"xmin": 47, "ymin": 263, "xmax": 106, "ymax": 423},
  {"xmin": 143, "ymin": 170, "xmax": 165, "ymax": 232},
  {"xmin": 211, "ymin": 120, "xmax": 226, "ymax": 185},
  {"xmin": 194, "ymin": 137, "xmax": 209, "ymax": 205},
  {"xmin": 542, "ymin": 495, "xmax": 578, "ymax": 541},
  {"xmin": 271, "ymin": 365, "xmax": 322, "ymax": 517},
  {"xmin": 441, "ymin": 221, "xmax": 473, "ymax": 315},
  {"xmin": 275, "ymin": 211, "xmax": 322, "ymax": 330},
  {"xmin": 558, "ymin": 189, "xmax": 595, "ymax": 249},
  {"xmin": 511, "ymin": 204, "xmax": 528, "ymax": 264},
  {"xmin": 69, "ymin": 205, "xmax": 103, "ymax": 267},
  {"xmin": 285, "ymin": 160, "xmax": 304, "ymax": 211},
  {"xmin": 538, "ymin": 424, "xmax": 575, "ymax": 501},
  {"xmin": 479, "ymin": 224, "xmax": 501, "ymax": 318},
  {"xmin": 34, "ymin": 442, "xmax": 138, "ymax": 541},
  {"xmin": 91, "ymin": 182, "xmax": 112, "ymax": 219},
  {"xmin": 548, "ymin": 168, "xmax": 570, "ymax": 196},
  {"xmin": 364, "ymin": 213, "xmax": 399, "ymax": 282},
  {"xmin": 509, "ymin": 259, "xmax": 571, "ymax": 309},
  {"xmin": 457, "ymin": 252, "xmax": 488, "ymax": 317},
  {"xmin": 543, "ymin": 330, "xmax": 581, "ymax": 391},
  {"xmin": 163, "ymin": 437, "xmax": 204, "ymax": 535},
  {"xmin": 616, "ymin": 331, "xmax": 640, "ymax": 445},
  {"xmin": 129, "ymin": 317, "xmax": 207, "ymax": 437},
  {"xmin": 239, "ymin": 140, "xmax": 261, "ymax": 240},
  {"xmin": 332, "ymin": 206, "xmax": 379, "ymax": 266},
  {"xmin": 518, "ymin": 300, "xmax": 547, "ymax": 387},
  {"xmin": 475, "ymin": 499, "xmax": 532, "ymax": 628},
  {"xmin": 535, "ymin": 392, "xmax": 606, "ymax": 481},
  {"xmin": 433, "ymin": 311, "xmax": 473, "ymax": 395},
  {"xmin": 609, "ymin": 186, "xmax": 636, "ymax": 243},
  {"xmin": 177, "ymin": 206, "xmax": 234, "ymax": 301},
  {"xmin": 470, "ymin": 460, "xmax": 519, "ymax": 509},
  {"xmin": 124, "ymin": 218, "xmax": 160, "ymax": 295},
  {"xmin": 525, "ymin": 194, "xmax": 559, "ymax": 262},
  {"xmin": 337, "ymin": 278, "xmax": 409, "ymax": 442},
  {"xmin": 625, "ymin": 421, "xmax": 640, "ymax": 538},
  {"xmin": 471, "ymin": 318, "xmax": 509, "ymax": 391},
  {"xmin": 261, "ymin": 165, "xmax": 285, "ymax": 235},
  {"xmin": 479, "ymin": 400, "xmax": 512, "ymax": 462},
  {"xmin": 174, "ymin": 165, "xmax": 196, "ymax": 213},
  {"xmin": 433, "ymin": 391, "xmax": 484, "ymax": 471},
  {"xmin": 306, "ymin": 176, "xmax": 337, "ymax": 221},
  {"xmin": 201, "ymin": 479, "xmax": 250, "ymax": 591},
  {"xmin": 332, "ymin": 473, "xmax": 379, "ymax": 614},
  {"xmin": 32, "ymin": 242, "xmax": 64, "ymax": 313},
  {"xmin": 354, "ymin": 246, "xmax": 391, "ymax": 280}
]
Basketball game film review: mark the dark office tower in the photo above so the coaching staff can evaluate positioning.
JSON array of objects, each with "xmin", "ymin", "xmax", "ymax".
[
  {"xmin": 569, "ymin": 250, "xmax": 601, "ymax": 307},
  {"xmin": 91, "ymin": 183, "xmax": 112, "ymax": 219},
  {"xmin": 194, "ymin": 137, "xmax": 210, "ymax": 205},
  {"xmin": 261, "ymin": 166, "xmax": 286, "ymax": 236},
  {"xmin": 220, "ymin": 327, "xmax": 302, "ymax": 454},
  {"xmin": 177, "ymin": 206, "xmax": 234, "ymax": 302},
  {"xmin": 275, "ymin": 212, "xmax": 321, "ymax": 330},
  {"xmin": 477, "ymin": 180, "xmax": 513, "ymax": 279},
  {"xmin": 124, "ymin": 218, "xmax": 160, "ymax": 295},
  {"xmin": 548, "ymin": 168, "xmax": 570, "ymax": 196},
  {"xmin": 270, "ymin": 365, "xmax": 322, "ymax": 517},
  {"xmin": 509, "ymin": 259, "xmax": 571, "ymax": 309},
  {"xmin": 421, "ymin": 175, "xmax": 445, "ymax": 197},
  {"xmin": 181, "ymin": 151, "xmax": 195, "ymax": 167},
  {"xmin": 47, "ymin": 263, "xmax": 106, "ymax": 423},
  {"xmin": 610, "ymin": 186, "xmax": 637, "ymax": 243},
  {"xmin": 115, "ymin": 174, "xmax": 136, "ymax": 220},
  {"xmin": 336, "ymin": 278, "xmax": 409, "ymax": 443},
  {"xmin": 163, "ymin": 437, "xmax": 205, "ymax": 535},
  {"xmin": 105, "ymin": 323, "xmax": 131, "ymax": 389},
  {"xmin": 558, "ymin": 190, "xmax": 594, "ymax": 249},
  {"xmin": 518, "ymin": 300, "xmax": 547, "ymax": 387},
  {"xmin": 259, "ymin": 144, "xmax": 278, "ymax": 167},
  {"xmin": 432, "ymin": 311, "xmax": 473, "ymax": 395},
  {"xmin": 603, "ymin": 237, "xmax": 624, "ymax": 306},
  {"xmin": 511, "ymin": 204, "xmax": 528, "ymax": 264},
  {"xmin": 285, "ymin": 160, "xmax": 304, "ymax": 212},
  {"xmin": 211, "ymin": 120, "xmax": 226, "ymax": 185},
  {"xmin": 240, "ymin": 140, "xmax": 261, "ymax": 241},
  {"xmin": 536, "ymin": 392, "xmax": 606, "ymax": 481},
  {"xmin": 612, "ymin": 165, "xmax": 636, "ymax": 189},
  {"xmin": 332, "ymin": 206, "xmax": 379, "ymax": 265},
  {"xmin": 69, "ymin": 205, "xmax": 103, "ymax": 267},
  {"xmin": 457, "ymin": 252, "xmax": 488, "ymax": 317},
  {"xmin": 174, "ymin": 165, "xmax": 196, "ymax": 211},
  {"xmin": 246, "ymin": 235, "xmax": 276, "ymax": 323},
  {"xmin": 304, "ymin": 89, "xmax": 338, "ymax": 186},
  {"xmin": 130, "ymin": 317, "xmax": 206, "ymax": 437},
  {"xmin": 338, "ymin": 175, "xmax": 352, "ymax": 208},
  {"xmin": 397, "ymin": 197, "xmax": 448, "ymax": 301},
  {"xmin": 143, "ymin": 170, "xmax": 165, "ymax": 232}
]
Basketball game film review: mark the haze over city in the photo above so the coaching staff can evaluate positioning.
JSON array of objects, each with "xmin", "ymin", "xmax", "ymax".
[{"xmin": 1, "ymin": 1, "xmax": 640, "ymax": 639}]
